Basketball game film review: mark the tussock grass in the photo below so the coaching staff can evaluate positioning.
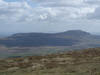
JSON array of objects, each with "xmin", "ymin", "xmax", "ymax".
[{"xmin": 1, "ymin": 48, "xmax": 100, "ymax": 75}]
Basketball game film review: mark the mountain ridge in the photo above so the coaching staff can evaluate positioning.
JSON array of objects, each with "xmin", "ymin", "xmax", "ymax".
[
  {"xmin": 10, "ymin": 30, "xmax": 91, "ymax": 37},
  {"xmin": 0, "ymin": 30, "xmax": 100, "ymax": 58},
  {"xmin": 0, "ymin": 30, "xmax": 91, "ymax": 47}
]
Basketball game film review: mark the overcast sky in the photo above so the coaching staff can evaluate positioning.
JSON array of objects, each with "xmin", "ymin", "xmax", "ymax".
[{"xmin": 0, "ymin": 0, "xmax": 100, "ymax": 34}]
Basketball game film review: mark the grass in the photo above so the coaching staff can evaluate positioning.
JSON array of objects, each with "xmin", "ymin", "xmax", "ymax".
[{"xmin": 1, "ymin": 48, "xmax": 100, "ymax": 75}]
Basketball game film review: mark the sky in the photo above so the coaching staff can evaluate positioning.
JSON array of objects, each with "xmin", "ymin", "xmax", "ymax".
[{"xmin": 0, "ymin": 0, "xmax": 100, "ymax": 34}]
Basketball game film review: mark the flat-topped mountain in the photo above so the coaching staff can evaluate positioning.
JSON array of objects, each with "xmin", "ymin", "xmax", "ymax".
[
  {"xmin": 11, "ymin": 30, "xmax": 91, "ymax": 37},
  {"xmin": 0, "ymin": 30, "xmax": 100, "ymax": 58},
  {"xmin": 59, "ymin": 30, "xmax": 90, "ymax": 36},
  {"xmin": 0, "ymin": 30, "xmax": 92, "ymax": 47}
]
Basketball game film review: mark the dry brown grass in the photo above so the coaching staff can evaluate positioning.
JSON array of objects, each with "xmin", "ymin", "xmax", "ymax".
[{"xmin": 1, "ymin": 48, "xmax": 100, "ymax": 75}]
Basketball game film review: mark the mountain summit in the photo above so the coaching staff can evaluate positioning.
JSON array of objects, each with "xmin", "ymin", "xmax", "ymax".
[
  {"xmin": 0, "ymin": 30, "xmax": 99, "ymax": 47},
  {"xmin": 58, "ymin": 30, "xmax": 91, "ymax": 36}
]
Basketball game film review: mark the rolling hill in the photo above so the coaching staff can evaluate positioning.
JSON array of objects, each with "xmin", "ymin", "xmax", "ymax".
[
  {"xmin": 0, "ymin": 30, "xmax": 100, "ymax": 58},
  {"xmin": 0, "ymin": 30, "xmax": 93, "ymax": 47}
]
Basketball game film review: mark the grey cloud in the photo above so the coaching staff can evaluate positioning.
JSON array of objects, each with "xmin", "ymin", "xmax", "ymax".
[
  {"xmin": 0, "ymin": 0, "xmax": 100, "ymax": 33},
  {"xmin": 85, "ymin": 0, "xmax": 100, "ymax": 4},
  {"xmin": 0, "ymin": 0, "xmax": 98, "ymax": 22},
  {"xmin": 33, "ymin": 0, "xmax": 85, "ymax": 7},
  {"xmin": 88, "ymin": 7, "xmax": 100, "ymax": 19}
]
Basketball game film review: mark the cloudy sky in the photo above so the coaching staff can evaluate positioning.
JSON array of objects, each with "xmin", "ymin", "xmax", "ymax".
[{"xmin": 0, "ymin": 0, "xmax": 100, "ymax": 34}]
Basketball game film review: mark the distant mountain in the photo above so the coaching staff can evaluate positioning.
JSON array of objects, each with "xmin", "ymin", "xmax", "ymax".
[
  {"xmin": 1, "ymin": 30, "xmax": 100, "ymax": 58},
  {"xmin": 58, "ymin": 30, "xmax": 90, "ymax": 36},
  {"xmin": 0, "ymin": 30, "xmax": 92, "ymax": 47}
]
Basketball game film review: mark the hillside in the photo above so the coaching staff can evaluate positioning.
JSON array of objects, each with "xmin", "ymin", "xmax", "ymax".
[
  {"xmin": 0, "ymin": 48, "xmax": 100, "ymax": 75},
  {"xmin": 0, "ymin": 30, "xmax": 91, "ymax": 47},
  {"xmin": 0, "ymin": 30, "xmax": 100, "ymax": 58}
]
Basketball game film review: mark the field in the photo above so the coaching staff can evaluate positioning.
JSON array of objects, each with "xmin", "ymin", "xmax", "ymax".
[{"xmin": 0, "ymin": 48, "xmax": 100, "ymax": 75}]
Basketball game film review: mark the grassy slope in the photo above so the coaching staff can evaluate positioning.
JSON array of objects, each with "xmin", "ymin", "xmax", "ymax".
[{"xmin": 1, "ymin": 48, "xmax": 100, "ymax": 75}]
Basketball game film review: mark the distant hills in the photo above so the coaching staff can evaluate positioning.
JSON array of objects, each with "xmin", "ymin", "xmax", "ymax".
[
  {"xmin": 0, "ymin": 30, "xmax": 92, "ymax": 47},
  {"xmin": 0, "ymin": 30, "xmax": 100, "ymax": 58}
]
